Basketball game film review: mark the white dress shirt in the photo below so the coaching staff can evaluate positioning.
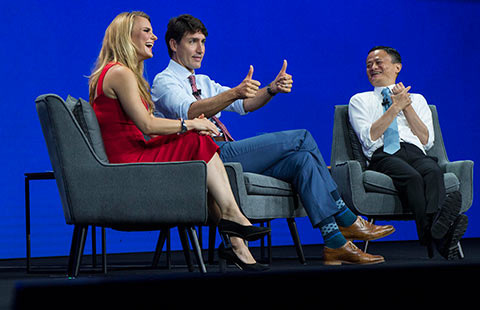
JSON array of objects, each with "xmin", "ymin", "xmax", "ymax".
[
  {"xmin": 151, "ymin": 59, "xmax": 247, "ymax": 120},
  {"xmin": 348, "ymin": 85, "xmax": 434, "ymax": 159}
]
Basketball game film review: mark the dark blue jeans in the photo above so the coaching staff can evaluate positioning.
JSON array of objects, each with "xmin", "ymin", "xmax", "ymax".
[{"xmin": 216, "ymin": 129, "xmax": 338, "ymax": 226}]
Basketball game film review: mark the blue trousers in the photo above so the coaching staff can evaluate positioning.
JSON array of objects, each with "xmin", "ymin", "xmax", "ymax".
[{"xmin": 216, "ymin": 129, "xmax": 339, "ymax": 226}]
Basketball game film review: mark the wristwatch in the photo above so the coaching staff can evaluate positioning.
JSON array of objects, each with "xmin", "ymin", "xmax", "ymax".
[
  {"xmin": 267, "ymin": 85, "xmax": 277, "ymax": 96},
  {"xmin": 179, "ymin": 118, "xmax": 188, "ymax": 133}
]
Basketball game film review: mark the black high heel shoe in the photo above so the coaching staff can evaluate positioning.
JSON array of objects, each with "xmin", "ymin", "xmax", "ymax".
[
  {"xmin": 218, "ymin": 244, "xmax": 269, "ymax": 272},
  {"xmin": 218, "ymin": 219, "xmax": 271, "ymax": 241}
]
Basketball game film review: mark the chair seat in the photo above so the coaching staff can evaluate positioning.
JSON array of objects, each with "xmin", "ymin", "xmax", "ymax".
[
  {"xmin": 243, "ymin": 172, "xmax": 294, "ymax": 196},
  {"xmin": 363, "ymin": 171, "xmax": 460, "ymax": 195}
]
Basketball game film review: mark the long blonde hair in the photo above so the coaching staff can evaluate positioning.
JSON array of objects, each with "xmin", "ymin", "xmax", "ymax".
[{"xmin": 89, "ymin": 11, "xmax": 154, "ymax": 113}]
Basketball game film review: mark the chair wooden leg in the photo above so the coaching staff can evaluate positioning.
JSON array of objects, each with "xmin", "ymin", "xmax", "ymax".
[
  {"xmin": 208, "ymin": 225, "xmax": 216, "ymax": 265},
  {"xmin": 67, "ymin": 225, "xmax": 87, "ymax": 278},
  {"xmin": 152, "ymin": 229, "xmax": 169, "ymax": 268},
  {"xmin": 187, "ymin": 226, "xmax": 207, "ymax": 274},
  {"xmin": 178, "ymin": 226, "xmax": 194, "ymax": 272},
  {"xmin": 287, "ymin": 218, "xmax": 306, "ymax": 265}
]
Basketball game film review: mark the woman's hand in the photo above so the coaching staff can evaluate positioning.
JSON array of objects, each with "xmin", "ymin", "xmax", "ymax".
[{"xmin": 186, "ymin": 114, "xmax": 220, "ymax": 136}]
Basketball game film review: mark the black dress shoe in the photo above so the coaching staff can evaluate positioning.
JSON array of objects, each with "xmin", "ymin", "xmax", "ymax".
[
  {"xmin": 434, "ymin": 214, "xmax": 468, "ymax": 260},
  {"xmin": 431, "ymin": 191, "xmax": 462, "ymax": 239},
  {"xmin": 218, "ymin": 245, "xmax": 269, "ymax": 272},
  {"xmin": 218, "ymin": 219, "xmax": 271, "ymax": 241}
]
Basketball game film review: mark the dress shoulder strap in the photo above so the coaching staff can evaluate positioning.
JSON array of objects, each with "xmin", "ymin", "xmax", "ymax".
[{"xmin": 96, "ymin": 62, "xmax": 120, "ymax": 97}]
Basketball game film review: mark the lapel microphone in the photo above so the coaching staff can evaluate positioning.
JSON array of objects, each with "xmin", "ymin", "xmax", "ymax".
[{"xmin": 192, "ymin": 89, "xmax": 202, "ymax": 97}]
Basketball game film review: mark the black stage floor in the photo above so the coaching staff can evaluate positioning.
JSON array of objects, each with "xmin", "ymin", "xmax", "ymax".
[{"xmin": 2, "ymin": 238, "xmax": 480, "ymax": 309}]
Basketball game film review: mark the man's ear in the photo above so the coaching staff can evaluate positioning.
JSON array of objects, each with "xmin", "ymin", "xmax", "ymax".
[
  {"xmin": 169, "ymin": 38, "xmax": 178, "ymax": 53},
  {"xmin": 395, "ymin": 63, "xmax": 402, "ymax": 75}
]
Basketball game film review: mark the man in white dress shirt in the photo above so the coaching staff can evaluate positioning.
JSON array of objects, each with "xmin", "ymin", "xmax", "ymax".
[
  {"xmin": 348, "ymin": 46, "xmax": 467, "ymax": 259},
  {"xmin": 151, "ymin": 15, "xmax": 396, "ymax": 265}
]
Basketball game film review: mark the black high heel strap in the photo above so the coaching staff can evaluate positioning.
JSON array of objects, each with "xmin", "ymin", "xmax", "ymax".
[{"xmin": 218, "ymin": 219, "xmax": 271, "ymax": 241}]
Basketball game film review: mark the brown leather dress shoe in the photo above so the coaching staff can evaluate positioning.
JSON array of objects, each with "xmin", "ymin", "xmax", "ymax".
[
  {"xmin": 339, "ymin": 216, "xmax": 395, "ymax": 241},
  {"xmin": 324, "ymin": 241, "xmax": 385, "ymax": 265}
]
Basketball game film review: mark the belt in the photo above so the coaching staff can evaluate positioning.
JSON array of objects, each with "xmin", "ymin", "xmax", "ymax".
[{"xmin": 213, "ymin": 136, "xmax": 226, "ymax": 142}]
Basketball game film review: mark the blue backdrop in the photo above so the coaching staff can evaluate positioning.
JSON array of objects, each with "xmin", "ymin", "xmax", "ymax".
[{"xmin": 1, "ymin": 0, "xmax": 478, "ymax": 259}]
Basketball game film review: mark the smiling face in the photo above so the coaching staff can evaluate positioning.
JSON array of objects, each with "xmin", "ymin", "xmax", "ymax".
[
  {"xmin": 131, "ymin": 16, "xmax": 157, "ymax": 61},
  {"xmin": 366, "ymin": 49, "xmax": 402, "ymax": 87},
  {"xmin": 170, "ymin": 31, "xmax": 206, "ymax": 73}
]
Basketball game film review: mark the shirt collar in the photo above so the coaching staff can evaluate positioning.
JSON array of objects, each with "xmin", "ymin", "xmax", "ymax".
[
  {"xmin": 167, "ymin": 59, "xmax": 195, "ymax": 81},
  {"xmin": 374, "ymin": 84, "xmax": 395, "ymax": 95}
]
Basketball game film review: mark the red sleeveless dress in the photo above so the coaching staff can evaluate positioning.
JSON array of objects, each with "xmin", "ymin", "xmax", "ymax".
[{"xmin": 92, "ymin": 63, "xmax": 219, "ymax": 164}]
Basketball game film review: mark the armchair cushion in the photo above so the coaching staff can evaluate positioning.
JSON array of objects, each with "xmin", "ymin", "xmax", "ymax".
[
  {"xmin": 243, "ymin": 172, "xmax": 294, "ymax": 196},
  {"xmin": 66, "ymin": 95, "xmax": 109, "ymax": 163},
  {"xmin": 363, "ymin": 170, "xmax": 460, "ymax": 195},
  {"xmin": 363, "ymin": 170, "xmax": 397, "ymax": 195}
]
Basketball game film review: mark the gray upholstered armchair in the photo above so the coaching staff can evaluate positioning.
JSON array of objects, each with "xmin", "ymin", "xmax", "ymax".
[
  {"xmin": 223, "ymin": 163, "xmax": 308, "ymax": 264},
  {"xmin": 330, "ymin": 104, "xmax": 473, "ymax": 255},
  {"xmin": 36, "ymin": 94, "xmax": 209, "ymax": 277},
  {"xmin": 152, "ymin": 159, "xmax": 309, "ymax": 267}
]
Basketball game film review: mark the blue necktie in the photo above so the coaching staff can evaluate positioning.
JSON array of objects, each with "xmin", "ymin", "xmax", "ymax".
[{"xmin": 381, "ymin": 88, "xmax": 400, "ymax": 154}]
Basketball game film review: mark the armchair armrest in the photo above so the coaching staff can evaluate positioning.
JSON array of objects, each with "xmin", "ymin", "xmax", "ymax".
[
  {"xmin": 222, "ymin": 162, "xmax": 248, "ymax": 214},
  {"xmin": 62, "ymin": 160, "xmax": 208, "ymax": 228},
  {"xmin": 445, "ymin": 160, "xmax": 474, "ymax": 213},
  {"xmin": 331, "ymin": 160, "xmax": 365, "ymax": 213}
]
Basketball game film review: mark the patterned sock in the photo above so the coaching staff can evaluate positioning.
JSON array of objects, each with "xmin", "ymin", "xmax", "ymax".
[
  {"xmin": 332, "ymin": 195, "xmax": 357, "ymax": 227},
  {"xmin": 318, "ymin": 216, "xmax": 347, "ymax": 249}
]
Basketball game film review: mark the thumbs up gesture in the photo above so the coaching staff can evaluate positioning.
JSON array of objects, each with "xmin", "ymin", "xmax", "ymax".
[
  {"xmin": 270, "ymin": 60, "xmax": 293, "ymax": 94},
  {"xmin": 234, "ymin": 65, "xmax": 261, "ymax": 99}
]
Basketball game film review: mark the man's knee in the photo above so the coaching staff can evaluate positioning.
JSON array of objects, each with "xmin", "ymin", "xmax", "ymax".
[
  {"xmin": 414, "ymin": 158, "xmax": 443, "ymax": 184},
  {"xmin": 390, "ymin": 165, "xmax": 424, "ymax": 189},
  {"xmin": 285, "ymin": 152, "xmax": 316, "ymax": 172},
  {"xmin": 289, "ymin": 129, "xmax": 318, "ymax": 151},
  {"xmin": 407, "ymin": 170, "xmax": 424, "ymax": 188},
  {"xmin": 279, "ymin": 129, "xmax": 310, "ymax": 141},
  {"xmin": 424, "ymin": 164, "xmax": 443, "ymax": 180},
  {"xmin": 268, "ymin": 129, "xmax": 316, "ymax": 152}
]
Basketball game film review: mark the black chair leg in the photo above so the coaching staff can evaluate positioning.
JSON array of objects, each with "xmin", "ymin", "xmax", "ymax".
[
  {"xmin": 91, "ymin": 225, "xmax": 96, "ymax": 268},
  {"xmin": 101, "ymin": 227, "xmax": 107, "ymax": 274},
  {"xmin": 267, "ymin": 221, "xmax": 272, "ymax": 264},
  {"xmin": 259, "ymin": 221, "xmax": 272, "ymax": 264},
  {"xmin": 260, "ymin": 222, "xmax": 266, "ymax": 261},
  {"xmin": 166, "ymin": 229, "xmax": 171, "ymax": 269},
  {"xmin": 287, "ymin": 218, "xmax": 306, "ymax": 265},
  {"xmin": 208, "ymin": 225, "xmax": 216, "ymax": 265},
  {"xmin": 187, "ymin": 226, "xmax": 207, "ymax": 274},
  {"xmin": 178, "ymin": 226, "xmax": 194, "ymax": 272},
  {"xmin": 152, "ymin": 229, "xmax": 169, "ymax": 268},
  {"xmin": 197, "ymin": 226, "xmax": 203, "ymax": 251},
  {"xmin": 67, "ymin": 225, "xmax": 88, "ymax": 278}
]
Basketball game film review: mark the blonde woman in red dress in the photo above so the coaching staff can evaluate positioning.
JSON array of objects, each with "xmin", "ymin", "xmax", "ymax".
[{"xmin": 89, "ymin": 11, "xmax": 269, "ymax": 271}]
